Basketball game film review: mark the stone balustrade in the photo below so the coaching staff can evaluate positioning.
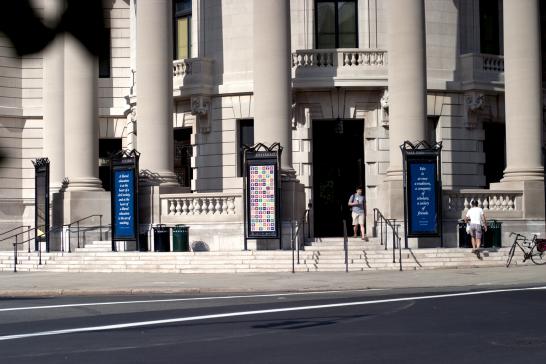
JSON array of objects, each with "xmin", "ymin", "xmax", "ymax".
[
  {"xmin": 459, "ymin": 53, "xmax": 504, "ymax": 88},
  {"xmin": 160, "ymin": 192, "xmax": 244, "ymax": 223},
  {"xmin": 443, "ymin": 189, "xmax": 523, "ymax": 219},
  {"xmin": 172, "ymin": 58, "xmax": 214, "ymax": 95},
  {"xmin": 291, "ymin": 49, "xmax": 388, "ymax": 88}
]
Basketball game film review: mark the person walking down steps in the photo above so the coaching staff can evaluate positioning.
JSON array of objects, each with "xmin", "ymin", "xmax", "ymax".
[{"xmin": 348, "ymin": 186, "xmax": 368, "ymax": 241}]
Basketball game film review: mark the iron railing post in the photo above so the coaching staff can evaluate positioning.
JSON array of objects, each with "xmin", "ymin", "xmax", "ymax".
[
  {"xmin": 77, "ymin": 221, "xmax": 80, "ymax": 249},
  {"xmin": 392, "ymin": 220, "xmax": 396, "ymax": 264},
  {"xmin": 343, "ymin": 220, "xmax": 349, "ymax": 273},
  {"xmin": 13, "ymin": 236, "xmax": 17, "ymax": 273},
  {"xmin": 99, "ymin": 215, "xmax": 103, "ymax": 241},
  {"xmin": 398, "ymin": 225, "xmax": 402, "ymax": 271}
]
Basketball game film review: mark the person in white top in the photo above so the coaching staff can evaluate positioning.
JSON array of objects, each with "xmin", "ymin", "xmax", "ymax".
[{"xmin": 465, "ymin": 200, "xmax": 487, "ymax": 255}]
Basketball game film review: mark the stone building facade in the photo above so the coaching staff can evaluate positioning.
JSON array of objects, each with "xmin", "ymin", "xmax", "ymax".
[{"xmin": 0, "ymin": 0, "xmax": 544, "ymax": 250}]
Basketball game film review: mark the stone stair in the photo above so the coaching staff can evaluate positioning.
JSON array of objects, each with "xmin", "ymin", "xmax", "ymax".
[{"xmin": 0, "ymin": 237, "xmax": 535, "ymax": 273}]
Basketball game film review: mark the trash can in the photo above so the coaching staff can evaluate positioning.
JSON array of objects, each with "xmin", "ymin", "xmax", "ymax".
[
  {"xmin": 138, "ymin": 232, "xmax": 149, "ymax": 252},
  {"xmin": 483, "ymin": 220, "xmax": 502, "ymax": 248},
  {"xmin": 458, "ymin": 220, "xmax": 471, "ymax": 248},
  {"xmin": 153, "ymin": 224, "xmax": 170, "ymax": 252},
  {"xmin": 172, "ymin": 225, "xmax": 189, "ymax": 252}
]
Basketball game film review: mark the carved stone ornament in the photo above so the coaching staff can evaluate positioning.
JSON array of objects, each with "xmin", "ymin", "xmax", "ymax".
[
  {"xmin": 191, "ymin": 96, "xmax": 211, "ymax": 133},
  {"xmin": 464, "ymin": 92, "xmax": 486, "ymax": 128},
  {"xmin": 380, "ymin": 89, "xmax": 389, "ymax": 128},
  {"xmin": 191, "ymin": 96, "xmax": 211, "ymax": 116}
]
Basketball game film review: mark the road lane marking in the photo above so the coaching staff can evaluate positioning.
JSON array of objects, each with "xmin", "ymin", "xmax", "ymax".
[
  {"xmin": 0, "ymin": 286, "xmax": 544, "ymax": 341},
  {"xmin": 0, "ymin": 289, "xmax": 384, "ymax": 312}
]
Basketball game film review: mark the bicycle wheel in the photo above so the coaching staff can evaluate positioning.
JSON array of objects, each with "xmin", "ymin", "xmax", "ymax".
[
  {"xmin": 506, "ymin": 243, "xmax": 516, "ymax": 267},
  {"xmin": 530, "ymin": 245, "xmax": 546, "ymax": 265}
]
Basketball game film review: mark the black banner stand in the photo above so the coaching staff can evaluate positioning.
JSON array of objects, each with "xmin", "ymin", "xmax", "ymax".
[
  {"xmin": 242, "ymin": 143, "xmax": 282, "ymax": 251},
  {"xmin": 400, "ymin": 141, "xmax": 443, "ymax": 249},
  {"xmin": 32, "ymin": 158, "xmax": 50, "ymax": 252},
  {"xmin": 110, "ymin": 150, "xmax": 140, "ymax": 252}
]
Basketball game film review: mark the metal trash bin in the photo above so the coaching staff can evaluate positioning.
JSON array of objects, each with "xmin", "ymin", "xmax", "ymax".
[
  {"xmin": 172, "ymin": 225, "xmax": 189, "ymax": 252},
  {"xmin": 458, "ymin": 220, "xmax": 471, "ymax": 248},
  {"xmin": 153, "ymin": 224, "xmax": 170, "ymax": 252},
  {"xmin": 138, "ymin": 232, "xmax": 149, "ymax": 252},
  {"xmin": 483, "ymin": 220, "xmax": 502, "ymax": 248}
]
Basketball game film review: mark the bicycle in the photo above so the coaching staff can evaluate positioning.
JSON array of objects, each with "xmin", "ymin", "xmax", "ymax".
[{"xmin": 506, "ymin": 232, "xmax": 546, "ymax": 267}]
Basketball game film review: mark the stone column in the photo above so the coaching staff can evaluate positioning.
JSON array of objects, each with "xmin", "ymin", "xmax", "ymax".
[
  {"xmin": 502, "ymin": 0, "xmax": 543, "ymax": 183},
  {"xmin": 43, "ymin": 0, "xmax": 64, "ymax": 192},
  {"xmin": 493, "ymin": 0, "xmax": 544, "ymax": 220},
  {"xmin": 64, "ymin": 34, "xmax": 102, "ymax": 191},
  {"xmin": 253, "ymin": 0, "xmax": 292, "ymax": 171},
  {"xmin": 136, "ymin": 0, "xmax": 177, "ymax": 185},
  {"xmin": 253, "ymin": 0, "xmax": 303, "ymax": 250},
  {"xmin": 384, "ymin": 0, "xmax": 427, "ymax": 218}
]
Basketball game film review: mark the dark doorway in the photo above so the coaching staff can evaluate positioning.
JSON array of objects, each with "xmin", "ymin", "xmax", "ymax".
[
  {"xmin": 99, "ymin": 138, "xmax": 122, "ymax": 191},
  {"xmin": 483, "ymin": 122, "xmax": 506, "ymax": 187},
  {"xmin": 174, "ymin": 127, "xmax": 193, "ymax": 187},
  {"xmin": 312, "ymin": 119, "xmax": 364, "ymax": 237}
]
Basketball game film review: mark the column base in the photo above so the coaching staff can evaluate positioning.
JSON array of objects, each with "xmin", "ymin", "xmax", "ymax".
[
  {"xmin": 139, "ymin": 170, "xmax": 179, "ymax": 187},
  {"xmin": 501, "ymin": 167, "xmax": 544, "ymax": 182},
  {"xmin": 490, "ymin": 179, "xmax": 545, "ymax": 219},
  {"xmin": 65, "ymin": 177, "xmax": 104, "ymax": 192}
]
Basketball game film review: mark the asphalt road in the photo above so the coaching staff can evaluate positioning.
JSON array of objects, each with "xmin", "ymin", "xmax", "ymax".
[{"xmin": 0, "ymin": 286, "xmax": 545, "ymax": 363}]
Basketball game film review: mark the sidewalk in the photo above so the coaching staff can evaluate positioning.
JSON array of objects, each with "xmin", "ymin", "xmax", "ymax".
[{"xmin": 1, "ymin": 265, "xmax": 545, "ymax": 297}]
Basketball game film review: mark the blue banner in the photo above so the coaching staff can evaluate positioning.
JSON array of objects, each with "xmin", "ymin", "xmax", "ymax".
[
  {"xmin": 408, "ymin": 162, "xmax": 437, "ymax": 235},
  {"xmin": 113, "ymin": 169, "xmax": 135, "ymax": 239}
]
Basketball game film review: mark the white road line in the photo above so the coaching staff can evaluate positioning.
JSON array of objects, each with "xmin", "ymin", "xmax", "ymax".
[
  {"xmin": 0, "ymin": 289, "xmax": 383, "ymax": 312},
  {"xmin": 0, "ymin": 286, "xmax": 544, "ymax": 342}
]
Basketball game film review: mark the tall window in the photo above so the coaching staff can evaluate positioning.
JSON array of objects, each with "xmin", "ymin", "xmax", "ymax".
[
  {"xmin": 315, "ymin": 0, "xmax": 357, "ymax": 49},
  {"xmin": 98, "ymin": 27, "xmax": 111, "ymax": 78},
  {"xmin": 238, "ymin": 119, "xmax": 254, "ymax": 177},
  {"xmin": 479, "ymin": 0, "xmax": 503, "ymax": 55},
  {"xmin": 173, "ymin": 0, "xmax": 192, "ymax": 60},
  {"xmin": 174, "ymin": 128, "xmax": 193, "ymax": 187},
  {"xmin": 98, "ymin": 138, "xmax": 122, "ymax": 191}
]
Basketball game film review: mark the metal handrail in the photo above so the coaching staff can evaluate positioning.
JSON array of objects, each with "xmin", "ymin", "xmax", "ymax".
[
  {"xmin": 291, "ymin": 209, "xmax": 311, "ymax": 273},
  {"xmin": 0, "ymin": 225, "xmax": 31, "ymax": 240},
  {"xmin": 12, "ymin": 225, "xmax": 64, "ymax": 273},
  {"xmin": 1, "ymin": 226, "xmax": 33, "ymax": 256},
  {"xmin": 65, "ymin": 214, "xmax": 103, "ymax": 250},
  {"xmin": 373, "ymin": 208, "xmax": 403, "ymax": 271}
]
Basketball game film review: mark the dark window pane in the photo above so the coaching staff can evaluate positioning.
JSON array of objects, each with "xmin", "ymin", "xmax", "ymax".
[
  {"xmin": 98, "ymin": 138, "xmax": 122, "ymax": 191},
  {"xmin": 338, "ymin": 2, "xmax": 356, "ymax": 33},
  {"xmin": 316, "ymin": 0, "xmax": 357, "ymax": 49},
  {"xmin": 317, "ymin": 2, "xmax": 336, "ymax": 48},
  {"xmin": 339, "ymin": 34, "xmax": 356, "ymax": 48},
  {"xmin": 238, "ymin": 119, "xmax": 254, "ymax": 177},
  {"xmin": 479, "ymin": 0, "xmax": 501, "ymax": 54},
  {"xmin": 174, "ymin": 128, "xmax": 192, "ymax": 187},
  {"xmin": 317, "ymin": 34, "xmax": 336, "ymax": 49},
  {"xmin": 175, "ymin": 0, "xmax": 191, "ymax": 15},
  {"xmin": 99, "ymin": 27, "xmax": 111, "ymax": 78}
]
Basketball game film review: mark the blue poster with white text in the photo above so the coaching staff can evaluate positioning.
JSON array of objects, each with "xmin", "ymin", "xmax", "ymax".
[
  {"xmin": 113, "ymin": 169, "xmax": 135, "ymax": 239},
  {"xmin": 409, "ymin": 162, "xmax": 437, "ymax": 234}
]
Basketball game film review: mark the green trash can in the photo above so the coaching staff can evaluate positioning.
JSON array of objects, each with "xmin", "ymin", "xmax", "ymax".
[
  {"xmin": 172, "ymin": 224, "xmax": 189, "ymax": 252},
  {"xmin": 483, "ymin": 219, "xmax": 502, "ymax": 248}
]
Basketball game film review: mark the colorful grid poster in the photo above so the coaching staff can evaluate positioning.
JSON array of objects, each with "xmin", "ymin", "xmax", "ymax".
[{"xmin": 249, "ymin": 164, "xmax": 277, "ymax": 234}]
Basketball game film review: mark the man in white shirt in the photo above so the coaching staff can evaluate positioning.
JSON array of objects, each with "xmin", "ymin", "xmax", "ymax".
[{"xmin": 465, "ymin": 200, "xmax": 487, "ymax": 255}]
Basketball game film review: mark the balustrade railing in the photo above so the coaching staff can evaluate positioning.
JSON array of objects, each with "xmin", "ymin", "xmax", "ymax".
[
  {"xmin": 444, "ymin": 189, "xmax": 523, "ymax": 219},
  {"xmin": 172, "ymin": 58, "xmax": 214, "ymax": 90},
  {"xmin": 292, "ymin": 49, "xmax": 387, "ymax": 69},
  {"xmin": 482, "ymin": 55, "xmax": 504, "ymax": 72},
  {"xmin": 459, "ymin": 53, "xmax": 504, "ymax": 84},
  {"xmin": 161, "ymin": 193, "xmax": 243, "ymax": 223}
]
